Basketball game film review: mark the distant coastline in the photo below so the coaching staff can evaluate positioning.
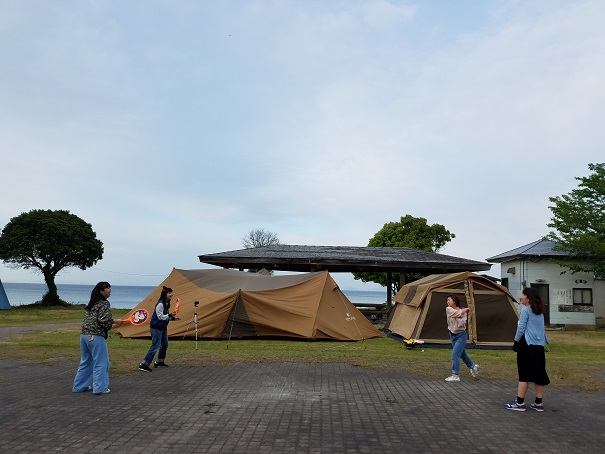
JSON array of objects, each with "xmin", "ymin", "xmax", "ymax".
[
  {"xmin": 2, "ymin": 282, "xmax": 156, "ymax": 309},
  {"xmin": 2, "ymin": 282, "xmax": 387, "ymax": 309}
]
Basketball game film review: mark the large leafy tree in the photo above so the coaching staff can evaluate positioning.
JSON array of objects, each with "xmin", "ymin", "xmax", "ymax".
[
  {"xmin": 0, "ymin": 209, "xmax": 104, "ymax": 306},
  {"xmin": 547, "ymin": 162, "xmax": 605, "ymax": 277},
  {"xmin": 353, "ymin": 215, "xmax": 455, "ymax": 295}
]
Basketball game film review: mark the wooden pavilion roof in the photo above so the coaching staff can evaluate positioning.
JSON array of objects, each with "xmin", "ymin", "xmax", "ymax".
[{"xmin": 198, "ymin": 245, "xmax": 491, "ymax": 274}]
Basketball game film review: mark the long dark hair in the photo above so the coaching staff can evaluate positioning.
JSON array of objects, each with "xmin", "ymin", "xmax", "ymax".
[
  {"xmin": 522, "ymin": 287, "xmax": 543, "ymax": 315},
  {"xmin": 86, "ymin": 281, "xmax": 111, "ymax": 310},
  {"xmin": 160, "ymin": 286, "xmax": 172, "ymax": 308}
]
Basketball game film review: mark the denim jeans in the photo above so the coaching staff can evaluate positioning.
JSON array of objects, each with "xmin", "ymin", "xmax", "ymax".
[
  {"xmin": 143, "ymin": 328, "xmax": 169, "ymax": 365},
  {"xmin": 450, "ymin": 331, "xmax": 474, "ymax": 375},
  {"xmin": 72, "ymin": 334, "xmax": 110, "ymax": 393}
]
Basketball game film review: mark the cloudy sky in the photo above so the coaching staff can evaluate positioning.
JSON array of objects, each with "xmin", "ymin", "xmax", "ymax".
[{"xmin": 1, "ymin": 0, "xmax": 604, "ymax": 291}]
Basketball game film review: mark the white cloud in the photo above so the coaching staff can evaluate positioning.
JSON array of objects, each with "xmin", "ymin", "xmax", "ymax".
[{"xmin": 1, "ymin": 0, "xmax": 604, "ymax": 291}]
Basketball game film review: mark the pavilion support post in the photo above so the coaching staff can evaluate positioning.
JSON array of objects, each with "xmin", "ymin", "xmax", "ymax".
[
  {"xmin": 386, "ymin": 273, "xmax": 392, "ymax": 305},
  {"xmin": 399, "ymin": 272, "xmax": 406, "ymax": 288},
  {"xmin": 384, "ymin": 272, "xmax": 394, "ymax": 319}
]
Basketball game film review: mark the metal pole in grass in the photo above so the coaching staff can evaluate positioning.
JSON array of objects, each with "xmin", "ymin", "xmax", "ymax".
[
  {"xmin": 194, "ymin": 301, "xmax": 199, "ymax": 350},
  {"xmin": 181, "ymin": 300, "xmax": 200, "ymax": 349}
]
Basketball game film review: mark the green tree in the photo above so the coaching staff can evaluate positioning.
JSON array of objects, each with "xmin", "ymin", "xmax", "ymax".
[
  {"xmin": 353, "ymin": 215, "xmax": 455, "ymax": 295},
  {"xmin": 547, "ymin": 162, "xmax": 605, "ymax": 277},
  {"xmin": 0, "ymin": 209, "xmax": 104, "ymax": 306}
]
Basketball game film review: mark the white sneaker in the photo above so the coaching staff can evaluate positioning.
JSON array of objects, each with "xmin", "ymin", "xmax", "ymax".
[
  {"xmin": 445, "ymin": 374, "xmax": 460, "ymax": 382},
  {"xmin": 470, "ymin": 365, "xmax": 479, "ymax": 378}
]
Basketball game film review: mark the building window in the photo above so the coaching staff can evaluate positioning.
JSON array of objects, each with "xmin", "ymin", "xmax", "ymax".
[{"xmin": 573, "ymin": 288, "xmax": 592, "ymax": 306}]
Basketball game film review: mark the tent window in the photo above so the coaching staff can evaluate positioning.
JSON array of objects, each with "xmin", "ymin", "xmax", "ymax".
[{"xmin": 573, "ymin": 288, "xmax": 592, "ymax": 306}]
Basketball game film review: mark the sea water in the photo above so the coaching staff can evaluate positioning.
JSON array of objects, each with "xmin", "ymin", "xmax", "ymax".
[
  {"xmin": 1, "ymin": 283, "xmax": 387, "ymax": 310},
  {"xmin": 2, "ymin": 283, "xmax": 156, "ymax": 309}
]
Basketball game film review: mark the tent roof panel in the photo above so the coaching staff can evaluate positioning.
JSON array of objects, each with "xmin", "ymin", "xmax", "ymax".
[{"xmin": 178, "ymin": 268, "xmax": 326, "ymax": 292}]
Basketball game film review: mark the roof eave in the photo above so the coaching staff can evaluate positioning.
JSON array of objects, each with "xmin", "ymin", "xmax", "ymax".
[{"xmin": 198, "ymin": 257, "xmax": 491, "ymax": 273}]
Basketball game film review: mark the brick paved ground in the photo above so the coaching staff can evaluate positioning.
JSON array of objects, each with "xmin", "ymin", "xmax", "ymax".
[{"xmin": 1, "ymin": 357, "xmax": 604, "ymax": 453}]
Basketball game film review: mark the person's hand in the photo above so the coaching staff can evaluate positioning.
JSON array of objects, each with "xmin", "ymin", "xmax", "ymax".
[{"xmin": 513, "ymin": 341, "xmax": 519, "ymax": 352}]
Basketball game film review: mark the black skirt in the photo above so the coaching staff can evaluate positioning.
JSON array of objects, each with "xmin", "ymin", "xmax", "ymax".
[{"xmin": 516, "ymin": 336, "xmax": 550, "ymax": 386}]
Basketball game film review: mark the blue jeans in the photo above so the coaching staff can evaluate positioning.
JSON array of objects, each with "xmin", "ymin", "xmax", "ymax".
[
  {"xmin": 73, "ymin": 334, "xmax": 110, "ymax": 393},
  {"xmin": 450, "ymin": 331, "xmax": 474, "ymax": 375},
  {"xmin": 143, "ymin": 328, "xmax": 169, "ymax": 365}
]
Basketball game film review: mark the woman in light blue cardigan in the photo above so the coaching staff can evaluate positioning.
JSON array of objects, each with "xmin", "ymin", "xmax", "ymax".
[{"xmin": 505, "ymin": 287, "xmax": 550, "ymax": 412}]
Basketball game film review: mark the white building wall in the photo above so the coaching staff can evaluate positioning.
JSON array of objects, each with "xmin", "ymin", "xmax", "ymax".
[
  {"xmin": 499, "ymin": 258, "xmax": 595, "ymax": 326},
  {"xmin": 594, "ymin": 279, "xmax": 605, "ymax": 319}
]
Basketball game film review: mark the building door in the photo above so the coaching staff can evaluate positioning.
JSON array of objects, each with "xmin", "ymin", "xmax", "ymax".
[{"xmin": 531, "ymin": 283, "xmax": 550, "ymax": 325}]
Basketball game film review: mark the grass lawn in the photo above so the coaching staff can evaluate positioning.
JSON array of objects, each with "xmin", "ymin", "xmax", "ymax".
[{"xmin": 1, "ymin": 305, "xmax": 604, "ymax": 391}]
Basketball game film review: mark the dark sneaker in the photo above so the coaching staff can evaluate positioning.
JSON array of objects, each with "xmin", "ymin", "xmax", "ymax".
[
  {"xmin": 154, "ymin": 361, "xmax": 169, "ymax": 367},
  {"xmin": 72, "ymin": 385, "xmax": 92, "ymax": 393},
  {"xmin": 505, "ymin": 400, "xmax": 526, "ymax": 411},
  {"xmin": 139, "ymin": 363, "xmax": 152, "ymax": 372},
  {"xmin": 530, "ymin": 402, "xmax": 545, "ymax": 412}
]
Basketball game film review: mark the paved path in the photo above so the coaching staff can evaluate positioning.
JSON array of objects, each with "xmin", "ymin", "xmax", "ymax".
[
  {"xmin": 0, "ymin": 323, "xmax": 80, "ymax": 341},
  {"xmin": 1, "ymin": 357, "xmax": 604, "ymax": 453}
]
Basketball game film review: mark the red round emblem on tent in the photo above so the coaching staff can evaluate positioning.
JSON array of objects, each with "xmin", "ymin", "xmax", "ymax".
[{"xmin": 131, "ymin": 309, "xmax": 149, "ymax": 325}]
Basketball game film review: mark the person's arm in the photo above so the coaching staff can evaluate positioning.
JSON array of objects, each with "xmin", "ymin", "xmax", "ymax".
[
  {"xmin": 514, "ymin": 308, "xmax": 528, "ymax": 342},
  {"xmin": 156, "ymin": 302, "xmax": 169, "ymax": 320},
  {"xmin": 446, "ymin": 306, "xmax": 468, "ymax": 319},
  {"xmin": 155, "ymin": 302, "xmax": 173, "ymax": 321},
  {"xmin": 97, "ymin": 302, "xmax": 114, "ymax": 330}
]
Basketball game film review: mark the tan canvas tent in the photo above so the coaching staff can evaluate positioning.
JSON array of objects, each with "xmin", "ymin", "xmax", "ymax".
[
  {"xmin": 384, "ymin": 272, "xmax": 519, "ymax": 347},
  {"xmin": 116, "ymin": 268, "xmax": 383, "ymax": 341}
]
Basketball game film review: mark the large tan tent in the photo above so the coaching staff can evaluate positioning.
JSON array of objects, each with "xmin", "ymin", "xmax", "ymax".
[
  {"xmin": 384, "ymin": 272, "xmax": 519, "ymax": 347},
  {"xmin": 116, "ymin": 269, "xmax": 383, "ymax": 341}
]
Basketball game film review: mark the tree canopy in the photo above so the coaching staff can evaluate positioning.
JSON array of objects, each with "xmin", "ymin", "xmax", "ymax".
[
  {"xmin": 352, "ymin": 215, "xmax": 455, "ymax": 295},
  {"xmin": 241, "ymin": 228, "xmax": 281, "ymax": 273},
  {"xmin": 0, "ymin": 209, "xmax": 104, "ymax": 305},
  {"xmin": 547, "ymin": 162, "xmax": 605, "ymax": 277},
  {"xmin": 242, "ymin": 228, "xmax": 281, "ymax": 249}
]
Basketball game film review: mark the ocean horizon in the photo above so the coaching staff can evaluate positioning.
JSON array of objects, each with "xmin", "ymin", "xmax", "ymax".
[{"xmin": 1, "ymin": 282, "xmax": 387, "ymax": 310}]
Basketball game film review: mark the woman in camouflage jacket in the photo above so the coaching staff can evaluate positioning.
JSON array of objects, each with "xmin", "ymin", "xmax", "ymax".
[{"xmin": 72, "ymin": 282, "xmax": 122, "ymax": 395}]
